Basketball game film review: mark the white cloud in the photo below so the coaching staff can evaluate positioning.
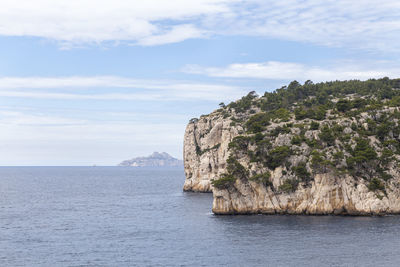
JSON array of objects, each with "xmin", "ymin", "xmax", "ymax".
[
  {"xmin": 137, "ymin": 24, "xmax": 206, "ymax": 46},
  {"xmin": 0, "ymin": 108, "xmax": 188, "ymax": 165},
  {"xmin": 0, "ymin": 0, "xmax": 231, "ymax": 46},
  {"xmin": 0, "ymin": 76, "xmax": 245, "ymax": 101},
  {"xmin": 0, "ymin": 75, "xmax": 247, "ymax": 165},
  {"xmin": 0, "ymin": 120, "xmax": 185, "ymax": 165},
  {"xmin": 222, "ymin": 0, "xmax": 400, "ymax": 52},
  {"xmin": 1, "ymin": 0, "xmax": 400, "ymax": 50},
  {"xmin": 183, "ymin": 61, "xmax": 400, "ymax": 82},
  {"xmin": 0, "ymin": 110, "xmax": 87, "ymax": 126}
]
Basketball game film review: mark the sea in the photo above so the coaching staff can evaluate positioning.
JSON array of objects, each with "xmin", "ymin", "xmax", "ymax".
[{"xmin": 1, "ymin": 166, "xmax": 400, "ymax": 266}]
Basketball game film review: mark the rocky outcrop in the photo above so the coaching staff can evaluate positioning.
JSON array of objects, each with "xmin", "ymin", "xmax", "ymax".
[
  {"xmin": 183, "ymin": 79, "xmax": 400, "ymax": 215},
  {"xmin": 212, "ymin": 171, "xmax": 400, "ymax": 215},
  {"xmin": 183, "ymin": 115, "xmax": 241, "ymax": 192}
]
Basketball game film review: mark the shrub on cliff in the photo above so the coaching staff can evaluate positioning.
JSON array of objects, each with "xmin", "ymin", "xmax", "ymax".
[
  {"xmin": 376, "ymin": 122, "xmax": 392, "ymax": 141},
  {"xmin": 292, "ymin": 162, "xmax": 311, "ymax": 182},
  {"xmin": 249, "ymin": 172, "xmax": 272, "ymax": 187},
  {"xmin": 346, "ymin": 138, "xmax": 378, "ymax": 178},
  {"xmin": 294, "ymin": 107, "xmax": 307, "ymax": 120},
  {"xmin": 309, "ymin": 106, "xmax": 327, "ymax": 120},
  {"xmin": 250, "ymin": 139, "xmax": 272, "ymax": 163},
  {"xmin": 269, "ymin": 125, "xmax": 291, "ymax": 137},
  {"xmin": 211, "ymin": 174, "xmax": 236, "ymax": 189},
  {"xmin": 294, "ymin": 106, "xmax": 326, "ymax": 121},
  {"xmin": 347, "ymin": 138, "xmax": 377, "ymax": 165},
  {"xmin": 311, "ymin": 150, "xmax": 332, "ymax": 173},
  {"xmin": 291, "ymin": 135, "xmax": 304, "ymax": 145},
  {"xmin": 367, "ymin": 178, "xmax": 385, "ymax": 192},
  {"xmin": 279, "ymin": 178, "xmax": 299, "ymax": 193},
  {"xmin": 228, "ymin": 91, "xmax": 257, "ymax": 113},
  {"xmin": 212, "ymin": 156, "xmax": 249, "ymax": 189},
  {"xmin": 380, "ymin": 149, "xmax": 394, "ymax": 165},
  {"xmin": 319, "ymin": 125, "xmax": 335, "ymax": 146},
  {"xmin": 310, "ymin": 121, "xmax": 320, "ymax": 130},
  {"xmin": 266, "ymin": 146, "xmax": 291, "ymax": 169},
  {"xmin": 336, "ymin": 99, "xmax": 352, "ymax": 112},
  {"xmin": 271, "ymin": 108, "xmax": 291, "ymax": 122},
  {"xmin": 226, "ymin": 156, "xmax": 248, "ymax": 180},
  {"xmin": 245, "ymin": 112, "xmax": 270, "ymax": 133},
  {"xmin": 228, "ymin": 136, "xmax": 250, "ymax": 152}
]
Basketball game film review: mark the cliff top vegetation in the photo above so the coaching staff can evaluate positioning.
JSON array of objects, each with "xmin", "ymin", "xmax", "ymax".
[{"xmin": 204, "ymin": 77, "xmax": 400, "ymax": 198}]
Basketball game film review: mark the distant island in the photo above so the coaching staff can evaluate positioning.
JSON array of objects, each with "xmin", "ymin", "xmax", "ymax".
[{"xmin": 118, "ymin": 152, "xmax": 183, "ymax": 167}]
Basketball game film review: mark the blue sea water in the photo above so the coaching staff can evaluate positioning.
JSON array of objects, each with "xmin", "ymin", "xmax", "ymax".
[{"xmin": 1, "ymin": 166, "xmax": 400, "ymax": 266}]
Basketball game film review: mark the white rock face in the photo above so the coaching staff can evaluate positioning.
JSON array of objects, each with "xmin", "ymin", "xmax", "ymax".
[
  {"xmin": 183, "ymin": 107, "xmax": 400, "ymax": 215},
  {"xmin": 183, "ymin": 115, "xmax": 241, "ymax": 192},
  {"xmin": 212, "ymin": 173, "xmax": 400, "ymax": 215}
]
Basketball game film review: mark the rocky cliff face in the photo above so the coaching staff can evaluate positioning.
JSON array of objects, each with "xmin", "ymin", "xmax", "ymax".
[
  {"xmin": 183, "ymin": 79, "xmax": 400, "ymax": 215},
  {"xmin": 183, "ymin": 114, "xmax": 241, "ymax": 192},
  {"xmin": 212, "ymin": 171, "xmax": 400, "ymax": 215}
]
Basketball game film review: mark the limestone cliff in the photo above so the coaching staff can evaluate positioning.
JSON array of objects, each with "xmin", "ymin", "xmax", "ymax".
[
  {"xmin": 183, "ymin": 113, "xmax": 242, "ymax": 192},
  {"xmin": 183, "ymin": 78, "xmax": 400, "ymax": 215}
]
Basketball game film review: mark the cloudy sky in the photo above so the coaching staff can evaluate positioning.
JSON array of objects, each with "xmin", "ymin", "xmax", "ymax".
[{"xmin": 1, "ymin": 0, "xmax": 400, "ymax": 165}]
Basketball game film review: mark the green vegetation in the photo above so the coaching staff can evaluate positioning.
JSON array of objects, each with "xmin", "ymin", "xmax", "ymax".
[
  {"xmin": 205, "ymin": 78, "xmax": 400, "ymax": 194},
  {"xmin": 218, "ymin": 78, "xmax": 400, "ymax": 124},
  {"xmin": 346, "ymin": 139, "xmax": 377, "ymax": 167},
  {"xmin": 368, "ymin": 178, "xmax": 385, "ymax": 192},
  {"xmin": 376, "ymin": 121, "xmax": 392, "ymax": 141},
  {"xmin": 228, "ymin": 136, "xmax": 250, "ymax": 152},
  {"xmin": 319, "ymin": 125, "xmax": 335, "ymax": 146},
  {"xmin": 336, "ymin": 99, "xmax": 352, "ymax": 112},
  {"xmin": 211, "ymin": 156, "xmax": 248, "ymax": 189},
  {"xmin": 311, "ymin": 150, "xmax": 332, "ymax": 173},
  {"xmin": 269, "ymin": 125, "xmax": 291, "ymax": 137},
  {"xmin": 380, "ymin": 172, "xmax": 393, "ymax": 181},
  {"xmin": 333, "ymin": 151, "xmax": 344, "ymax": 165},
  {"xmin": 291, "ymin": 135, "xmax": 304, "ymax": 145},
  {"xmin": 292, "ymin": 162, "xmax": 311, "ymax": 182},
  {"xmin": 294, "ymin": 106, "xmax": 326, "ymax": 121},
  {"xmin": 279, "ymin": 178, "xmax": 299, "ymax": 193},
  {"xmin": 249, "ymin": 172, "xmax": 272, "ymax": 187},
  {"xmin": 305, "ymin": 138, "xmax": 321, "ymax": 149},
  {"xmin": 259, "ymin": 78, "xmax": 400, "ymax": 114},
  {"xmin": 271, "ymin": 108, "xmax": 291, "ymax": 122},
  {"xmin": 249, "ymin": 139, "xmax": 271, "ymax": 163},
  {"xmin": 266, "ymin": 146, "xmax": 291, "ymax": 169},
  {"xmin": 211, "ymin": 174, "xmax": 236, "ymax": 189},
  {"xmin": 245, "ymin": 112, "xmax": 270, "ymax": 133},
  {"xmin": 346, "ymin": 138, "xmax": 379, "ymax": 178},
  {"xmin": 197, "ymin": 143, "xmax": 221, "ymax": 156},
  {"xmin": 226, "ymin": 156, "xmax": 248, "ymax": 180},
  {"xmin": 380, "ymin": 149, "xmax": 394, "ymax": 165},
  {"xmin": 228, "ymin": 91, "xmax": 258, "ymax": 113},
  {"xmin": 310, "ymin": 121, "xmax": 320, "ymax": 130}
]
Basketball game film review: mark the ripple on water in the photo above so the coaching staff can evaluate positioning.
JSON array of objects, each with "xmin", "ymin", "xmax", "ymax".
[{"xmin": 0, "ymin": 166, "xmax": 400, "ymax": 267}]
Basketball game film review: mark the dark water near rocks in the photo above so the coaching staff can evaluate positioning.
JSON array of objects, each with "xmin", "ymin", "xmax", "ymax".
[{"xmin": 1, "ymin": 167, "xmax": 400, "ymax": 266}]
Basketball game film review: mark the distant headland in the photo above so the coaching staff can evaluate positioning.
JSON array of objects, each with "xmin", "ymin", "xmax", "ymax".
[{"xmin": 118, "ymin": 152, "xmax": 183, "ymax": 167}]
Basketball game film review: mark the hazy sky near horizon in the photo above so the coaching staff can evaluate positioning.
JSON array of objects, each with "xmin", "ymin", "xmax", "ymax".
[{"xmin": 1, "ymin": 0, "xmax": 400, "ymax": 165}]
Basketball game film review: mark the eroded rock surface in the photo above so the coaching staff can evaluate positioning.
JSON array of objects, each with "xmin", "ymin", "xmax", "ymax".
[{"xmin": 183, "ymin": 79, "xmax": 400, "ymax": 215}]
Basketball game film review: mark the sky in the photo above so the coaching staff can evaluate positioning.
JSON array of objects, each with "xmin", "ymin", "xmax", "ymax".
[{"xmin": 1, "ymin": 0, "xmax": 400, "ymax": 165}]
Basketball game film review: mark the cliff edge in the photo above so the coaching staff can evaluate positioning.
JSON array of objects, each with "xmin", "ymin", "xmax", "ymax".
[{"xmin": 183, "ymin": 78, "xmax": 400, "ymax": 215}]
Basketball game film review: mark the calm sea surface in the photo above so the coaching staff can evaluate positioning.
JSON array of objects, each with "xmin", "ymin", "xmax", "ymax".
[{"xmin": 1, "ymin": 167, "xmax": 400, "ymax": 266}]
